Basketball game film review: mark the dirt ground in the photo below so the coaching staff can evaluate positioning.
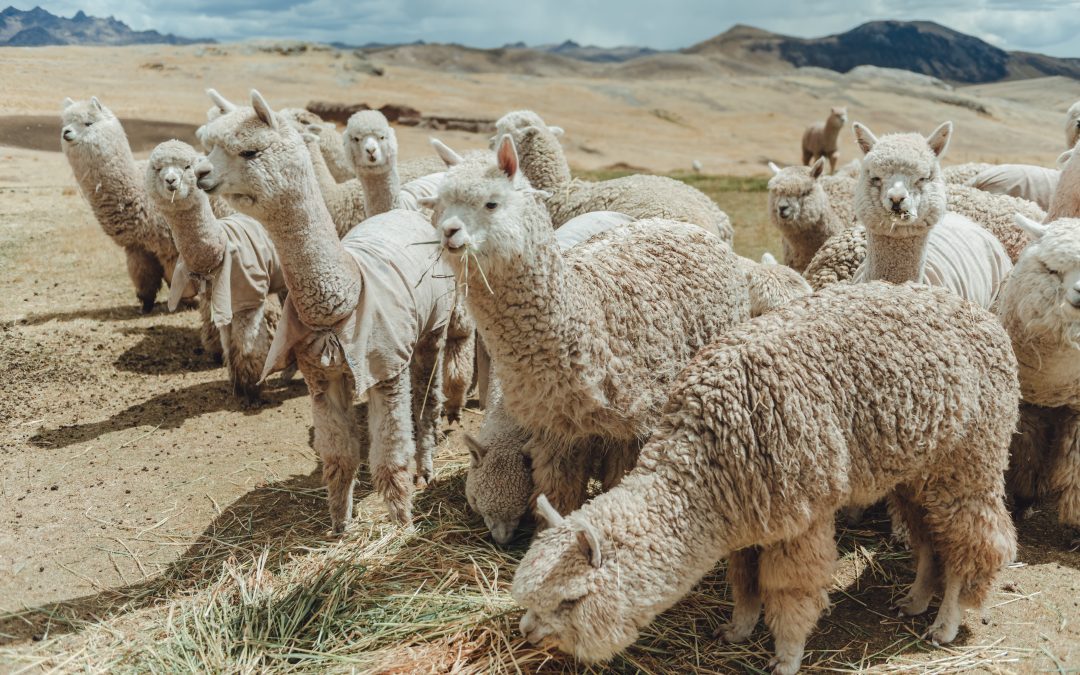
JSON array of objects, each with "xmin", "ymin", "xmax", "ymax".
[{"xmin": 1, "ymin": 44, "xmax": 1080, "ymax": 673}]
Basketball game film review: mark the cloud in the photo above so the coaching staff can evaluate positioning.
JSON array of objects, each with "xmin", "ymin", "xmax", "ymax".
[{"xmin": 15, "ymin": 0, "xmax": 1080, "ymax": 55}]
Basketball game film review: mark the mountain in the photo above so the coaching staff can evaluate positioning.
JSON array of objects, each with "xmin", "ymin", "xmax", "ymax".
[
  {"xmin": 686, "ymin": 21, "xmax": 1080, "ymax": 84},
  {"xmin": 0, "ymin": 5, "xmax": 210, "ymax": 46}
]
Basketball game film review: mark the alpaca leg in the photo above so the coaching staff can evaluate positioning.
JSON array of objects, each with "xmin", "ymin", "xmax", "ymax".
[
  {"xmin": 529, "ymin": 440, "xmax": 590, "ymax": 522},
  {"xmin": 828, "ymin": 152, "xmax": 839, "ymax": 174},
  {"xmin": 198, "ymin": 296, "xmax": 225, "ymax": 364},
  {"xmin": 475, "ymin": 336, "xmax": 492, "ymax": 409},
  {"xmin": 716, "ymin": 546, "xmax": 762, "ymax": 643},
  {"xmin": 307, "ymin": 369, "xmax": 360, "ymax": 534},
  {"xmin": 1051, "ymin": 411, "xmax": 1080, "ymax": 530},
  {"xmin": 227, "ymin": 303, "xmax": 275, "ymax": 403},
  {"xmin": 889, "ymin": 488, "xmax": 939, "ymax": 616},
  {"xmin": 922, "ymin": 484, "xmax": 1016, "ymax": 643},
  {"xmin": 802, "ymin": 149, "xmax": 813, "ymax": 166},
  {"xmin": 411, "ymin": 334, "xmax": 445, "ymax": 488},
  {"xmin": 125, "ymin": 245, "xmax": 163, "ymax": 313},
  {"xmin": 441, "ymin": 305, "xmax": 475, "ymax": 424},
  {"xmin": 1007, "ymin": 404, "xmax": 1053, "ymax": 514},
  {"xmin": 368, "ymin": 370, "xmax": 417, "ymax": 524},
  {"xmin": 759, "ymin": 516, "xmax": 836, "ymax": 675}
]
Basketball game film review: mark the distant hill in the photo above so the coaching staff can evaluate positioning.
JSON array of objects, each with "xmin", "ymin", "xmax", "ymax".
[
  {"xmin": 0, "ymin": 5, "xmax": 210, "ymax": 46},
  {"xmin": 517, "ymin": 39, "xmax": 659, "ymax": 63},
  {"xmin": 686, "ymin": 21, "xmax": 1080, "ymax": 84}
]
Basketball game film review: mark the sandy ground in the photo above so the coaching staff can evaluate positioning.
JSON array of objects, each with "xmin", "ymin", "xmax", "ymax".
[{"xmin": 1, "ymin": 44, "xmax": 1080, "ymax": 672}]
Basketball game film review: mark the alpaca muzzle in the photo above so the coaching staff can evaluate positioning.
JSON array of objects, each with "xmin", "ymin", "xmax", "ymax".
[{"xmin": 440, "ymin": 217, "xmax": 470, "ymax": 251}]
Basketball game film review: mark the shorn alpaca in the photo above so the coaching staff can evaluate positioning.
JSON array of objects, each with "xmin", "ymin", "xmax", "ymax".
[
  {"xmin": 62, "ymin": 97, "xmax": 183, "ymax": 312},
  {"xmin": 145, "ymin": 140, "xmax": 287, "ymax": 402},
  {"xmin": 427, "ymin": 135, "xmax": 750, "ymax": 518},
  {"xmin": 801, "ymin": 106, "xmax": 847, "ymax": 172},
  {"xmin": 513, "ymin": 282, "xmax": 1018, "ymax": 675},
  {"xmin": 196, "ymin": 90, "xmax": 462, "ymax": 530},
  {"xmin": 1000, "ymin": 214, "xmax": 1080, "ymax": 538}
]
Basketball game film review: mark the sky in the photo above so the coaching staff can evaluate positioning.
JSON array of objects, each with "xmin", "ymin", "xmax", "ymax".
[{"xmin": 15, "ymin": 0, "xmax": 1080, "ymax": 57}]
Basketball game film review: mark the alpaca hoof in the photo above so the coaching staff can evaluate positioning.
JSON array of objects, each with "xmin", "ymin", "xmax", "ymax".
[
  {"xmin": 386, "ymin": 501, "xmax": 413, "ymax": 525},
  {"xmin": 895, "ymin": 593, "xmax": 932, "ymax": 617},
  {"xmin": 924, "ymin": 621, "xmax": 958, "ymax": 645},
  {"xmin": 767, "ymin": 655, "xmax": 800, "ymax": 675},
  {"xmin": 140, "ymin": 299, "xmax": 155, "ymax": 314},
  {"xmin": 414, "ymin": 470, "xmax": 434, "ymax": 489},
  {"xmin": 446, "ymin": 409, "xmax": 461, "ymax": 425},
  {"xmin": 714, "ymin": 622, "xmax": 753, "ymax": 644}
]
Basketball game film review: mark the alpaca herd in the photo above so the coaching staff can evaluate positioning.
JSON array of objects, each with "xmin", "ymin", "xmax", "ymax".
[{"xmin": 59, "ymin": 89, "xmax": 1080, "ymax": 673}]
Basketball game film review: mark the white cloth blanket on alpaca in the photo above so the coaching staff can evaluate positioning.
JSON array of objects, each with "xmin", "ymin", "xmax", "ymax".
[
  {"xmin": 260, "ymin": 210, "xmax": 455, "ymax": 394},
  {"xmin": 967, "ymin": 164, "xmax": 1060, "ymax": 210},
  {"xmin": 853, "ymin": 213, "xmax": 1013, "ymax": 309},
  {"xmin": 397, "ymin": 172, "xmax": 445, "ymax": 212},
  {"xmin": 554, "ymin": 211, "xmax": 634, "ymax": 250},
  {"xmin": 167, "ymin": 213, "xmax": 286, "ymax": 326}
]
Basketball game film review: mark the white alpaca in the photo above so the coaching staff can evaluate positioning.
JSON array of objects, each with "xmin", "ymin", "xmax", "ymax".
[
  {"xmin": 196, "ymin": 90, "xmax": 460, "ymax": 530},
  {"xmin": 278, "ymin": 108, "xmax": 354, "ymax": 183},
  {"xmin": 426, "ymin": 135, "xmax": 749, "ymax": 520},
  {"xmin": 145, "ymin": 140, "xmax": 287, "ymax": 402},
  {"xmin": 1000, "ymin": 213, "xmax": 1080, "ymax": 537}
]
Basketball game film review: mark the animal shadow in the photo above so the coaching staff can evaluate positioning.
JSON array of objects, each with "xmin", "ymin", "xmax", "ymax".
[{"xmin": 113, "ymin": 325, "xmax": 220, "ymax": 375}]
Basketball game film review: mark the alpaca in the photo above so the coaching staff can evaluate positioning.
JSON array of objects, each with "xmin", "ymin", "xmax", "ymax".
[
  {"xmin": 61, "ymin": 97, "xmax": 188, "ymax": 313},
  {"xmin": 196, "ymin": 90, "xmax": 462, "ymax": 530},
  {"xmin": 513, "ymin": 282, "xmax": 1019, "ymax": 675},
  {"xmin": 1066, "ymin": 100, "xmax": 1080, "ymax": 151},
  {"xmin": 1000, "ymin": 214, "xmax": 1080, "ymax": 536},
  {"xmin": 145, "ymin": 140, "xmax": 286, "ymax": 402},
  {"xmin": 801, "ymin": 106, "xmax": 847, "ymax": 172},
  {"xmin": 967, "ymin": 164, "xmax": 1059, "ymax": 210},
  {"xmin": 1046, "ymin": 146, "xmax": 1080, "ymax": 222},
  {"xmin": 766, "ymin": 158, "xmax": 850, "ymax": 272},
  {"xmin": 493, "ymin": 110, "xmax": 734, "ymax": 243},
  {"xmin": 427, "ymin": 135, "xmax": 750, "ymax": 518}
]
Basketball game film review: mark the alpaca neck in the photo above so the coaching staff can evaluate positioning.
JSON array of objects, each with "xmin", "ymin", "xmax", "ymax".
[
  {"xmin": 863, "ymin": 229, "xmax": 929, "ymax": 284},
  {"xmin": 519, "ymin": 132, "xmax": 572, "ymax": 192},
  {"xmin": 784, "ymin": 205, "xmax": 844, "ymax": 272},
  {"xmin": 463, "ymin": 202, "xmax": 601, "ymax": 417},
  {"xmin": 158, "ymin": 195, "xmax": 226, "ymax": 274},
  {"xmin": 305, "ymin": 139, "xmax": 339, "ymax": 195},
  {"xmin": 259, "ymin": 160, "xmax": 362, "ymax": 327},
  {"xmin": 358, "ymin": 166, "xmax": 399, "ymax": 217},
  {"xmin": 822, "ymin": 118, "xmax": 843, "ymax": 145},
  {"xmin": 1047, "ymin": 159, "xmax": 1080, "ymax": 220},
  {"xmin": 67, "ymin": 127, "xmax": 147, "ymax": 237}
]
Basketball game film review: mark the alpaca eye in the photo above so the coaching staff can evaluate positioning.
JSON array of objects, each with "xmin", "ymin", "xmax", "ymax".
[
  {"xmin": 871, "ymin": 177, "xmax": 881, "ymax": 186},
  {"xmin": 184, "ymin": 164, "xmax": 191, "ymax": 170},
  {"xmin": 1044, "ymin": 263, "xmax": 1062, "ymax": 279},
  {"xmin": 84, "ymin": 122, "xmax": 92, "ymax": 127},
  {"xmin": 240, "ymin": 150, "xmax": 258, "ymax": 159},
  {"xmin": 485, "ymin": 202, "xmax": 498, "ymax": 211},
  {"xmin": 558, "ymin": 598, "xmax": 580, "ymax": 612}
]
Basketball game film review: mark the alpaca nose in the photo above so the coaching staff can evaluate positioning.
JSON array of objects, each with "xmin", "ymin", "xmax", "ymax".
[
  {"xmin": 61, "ymin": 127, "xmax": 74, "ymax": 141},
  {"xmin": 890, "ymin": 197, "xmax": 904, "ymax": 213},
  {"xmin": 440, "ymin": 217, "xmax": 469, "ymax": 250},
  {"xmin": 778, "ymin": 205, "xmax": 791, "ymax": 219},
  {"xmin": 195, "ymin": 164, "xmax": 217, "ymax": 191}
]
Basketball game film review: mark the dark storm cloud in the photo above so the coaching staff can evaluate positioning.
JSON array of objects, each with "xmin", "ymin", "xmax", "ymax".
[{"xmin": 18, "ymin": 0, "xmax": 1080, "ymax": 56}]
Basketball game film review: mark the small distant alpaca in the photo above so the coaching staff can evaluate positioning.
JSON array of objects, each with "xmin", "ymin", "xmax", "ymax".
[{"xmin": 801, "ymin": 107, "xmax": 847, "ymax": 173}]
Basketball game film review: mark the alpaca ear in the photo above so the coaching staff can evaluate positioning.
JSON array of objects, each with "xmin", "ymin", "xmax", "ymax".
[
  {"xmin": 761, "ymin": 251, "xmax": 778, "ymax": 265},
  {"xmin": 548, "ymin": 125, "xmax": 565, "ymax": 137},
  {"xmin": 852, "ymin": 122, "xmax": 877, "ymax": 154},
  {"xmin": 90, "ymin": 96, "xmax": 103, "ymax": 112},
  {"xmin": 1057, "ymin": 149, "xmax": 1073, "ymax": 168},
  {"xmin": 430, "ymin": 138, "xmax": 463, "ymax": 167},
  {"xmin": 463, "ymin": 434, "xmax": 488, "ymax": 466},
  {"xmin": 250, "ymin": 90, "xmax": 278, "ymax": 130},
  {"xmin": 810, "ymin": 156, "xmax": 826, "ymax": 179},
  {"xmin": 305, "ymin": 123, "xmax": 324, "ymax": 136},
  {"xmin": 926, "ymin": 121, "xmax": 952, "ymax": 158},
  {"xmin": 1014, "ymin": 213, "xmax": 1047, "ymax": 240},
  {"xmin": 535, "ymin": 494, "xmax": 565, "ymax": 527},
  {"xmin": 575, "ymin": 522, "xmax": 603, "ymax": 568},
  {"xmin": 206, "ymin": 88, "xmax": 236, "ymax": 114},
  {"xmin": 418, "ymin": 195, "xmax": 439, "ymax": 210},
  {"xmin": 768, "ymin": 161, "xmax": 782, "ymax": 176},
  {"xmin": 62, "ymin": 97, "xmax": 75, "ymax": 109},
  {"xmin": 496, "ymin": 134, "xmax": 519, "ymax": 179}
]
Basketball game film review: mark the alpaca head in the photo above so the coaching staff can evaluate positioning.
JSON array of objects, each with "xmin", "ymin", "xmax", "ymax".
[
  {"xmin": 425, "ymin": 135, "xmax": 550, "ymax": 266},
  {"xmin": 195, "ymin": 90, "xmax": 309, "ymax": 219},
  {"xmin": 767, "ymin": 159, "xmax": 829, "ymax": 231},
  {"xmin": 344, "ymin": 110, "xmax": 398, "ymax": 175},
  {"xmin": 464, "ymin": 433, "xmax": 531, "ymax": 545},
  {"xmin": 1001, "ymin": 214, "xmax": 1080, "ymax": 348},
  {"xmin": 512, "ymin": 495, "xmax": 637, "ymax": 663},
  {"xmin": 493, "ymin": 109, "xmax": 564, "ymax": 142},
  {"xmin": 747, "ymin": 252, "xmax": 813, "ymax": 316},
  {"xmin": 828, "ymin": 107, "xmax": 848, "ymax": 126},
  {"xmin": 145, "ymin": 140, "xmax": 203, "ymax": 207},
  {"xmin": 1066, "ymin": 100, "xmax": 1080, "ymax": 151},
  {"xmin": 60, "ymin": 96, "xmax": 122, "ymax": 151},
  {"xmin": 852, "ymin": 121, "xmax": 950, "ymax": 236}
]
